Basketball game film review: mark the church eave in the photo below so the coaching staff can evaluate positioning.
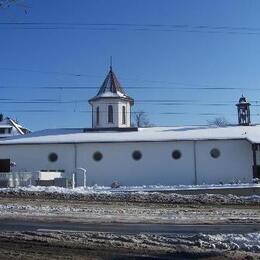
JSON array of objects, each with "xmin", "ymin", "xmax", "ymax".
[{"xmin": 88, "ymin": 95, "xmax": 134, "ymax": 105}]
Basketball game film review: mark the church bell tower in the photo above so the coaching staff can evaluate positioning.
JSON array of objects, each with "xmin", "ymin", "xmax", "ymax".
[
  {"xmin": 88, "ymin": 67, "xmax": 134, "ymax": 129},
  {"xmin": 236, "ymin": 95, "xmax": 251, "ymax": 126}
]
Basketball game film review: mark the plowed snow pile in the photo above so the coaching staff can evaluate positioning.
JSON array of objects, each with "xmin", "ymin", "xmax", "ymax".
[
  {"xmin": 0, "ymin": 186, "xmax": 259, "ymax": 205},
  {"xmin": 0, "ymin": 231, "xmax": 259, "ymax": 253}
]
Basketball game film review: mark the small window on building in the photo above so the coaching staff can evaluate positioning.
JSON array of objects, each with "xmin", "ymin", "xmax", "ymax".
[
  {"xmin": 210, "ymin": 148, "xmax": 220, "ymax": 159},
  {"xmin": 0, "ymin": 129, "xmax": 5, "ymax": 134},
  {"xmin": 122, "ymin": 106, "xmax": 126, "ymax": 125},
  {"xmin": 172, "ymin": 150, "xmax": 182, "ymax": 160},
  {"xmin": 96, "ymin": 107, "xmax": 100, "ymax": 125},
  {"xmin": 48, "ymin": 153, "xmax": 58, "ymax": 162},
  {"xmin": 132, "ymin": 150, "xmax": 142, "ymax": 160},
  {"xmin": 108, "ymin": 105, "xmax": 113, "ymax": 123},
  {"xmin": 8, "ymin": 128, "xmax": 12, "ymax": 134},
  {"xmin": 93, "ymin": 151, "xmax": 103, "ymax": 161}
]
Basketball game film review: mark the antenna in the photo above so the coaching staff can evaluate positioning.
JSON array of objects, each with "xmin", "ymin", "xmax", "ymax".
[{"xmin": 110, "ymin": 56, "xmax": 113, "ymax": 71}]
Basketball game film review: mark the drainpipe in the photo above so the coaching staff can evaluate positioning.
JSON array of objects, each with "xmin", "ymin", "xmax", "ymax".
[
  {"xmin": 193, "ymin": 141, "xmax": 198, "ymax": 185},
  {"xmin": 252, "ymin": 144, "xmax": 257, "ymax": 179},
  {"xmin": 72, "ymin": 172, "xmax": 75, "ymax": 189},
  {"xmin": 73, "ymin": 143, "xmax": 77, "ymax": 187},
  {"xmin": 91, "ymin": 106, "xmax": 93, "ymax": 128}
]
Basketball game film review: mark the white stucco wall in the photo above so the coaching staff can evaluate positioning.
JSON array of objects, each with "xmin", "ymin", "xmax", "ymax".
[
  {"xmin": 0, "ymin": 144, "xmax": 75, "ymax": 174},
  {"xmin": 196, "ymin": 139, "xmax": 253, "ymax": 184},
  {"xmin": 0, "ymin": 139, "xmax": 253, "ymax": 186},
  {"xmin": 76, "ymin": 141, "xmax": 195, "ymax": 186},
  {"xmin": 90, "ymin": 99, "xmax": 131, "ymax": 128},
  {"xmin": 117, "ymin": 101, "xmax": 131, "ymax": 127}
]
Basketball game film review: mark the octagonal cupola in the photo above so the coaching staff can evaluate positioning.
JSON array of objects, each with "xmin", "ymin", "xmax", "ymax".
[{"xmin": 89, "ymin": 67, "xmax": 134, "ymax": 129}]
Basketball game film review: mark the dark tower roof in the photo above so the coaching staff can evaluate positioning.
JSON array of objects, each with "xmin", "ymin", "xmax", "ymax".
[
  {"xmin": 89, "ymin": 67, "xmax": 134, "ymax": 104},
  {"xmin": 236, "ymin": 95, "xmax": 251, "ymax": 106}
]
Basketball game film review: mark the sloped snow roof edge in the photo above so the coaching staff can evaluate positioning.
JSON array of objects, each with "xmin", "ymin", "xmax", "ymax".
[{"xmin": 0, "ymin": 125, "xmax": 260, "ymax": 145}]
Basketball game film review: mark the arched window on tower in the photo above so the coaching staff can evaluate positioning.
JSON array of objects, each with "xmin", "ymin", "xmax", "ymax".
[
  {"xmin": 96, "ymin": 107, "xmax": 100, "ymax": 125},
  {"xmin": 108, "ymin": 105, "xmax": 113, "ymax": 123},
  {"xmin": 122, "ymin": 106, "xmax": 126, "ymax": 124}
]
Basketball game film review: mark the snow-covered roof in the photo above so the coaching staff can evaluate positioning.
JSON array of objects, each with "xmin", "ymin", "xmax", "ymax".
[
  {"xmin": 8, "ymin": 118, "xmax": 26, "ymax": 135},
  {"xmin": 1, "ymin": 124, "xmax": 260, "ymax": 145},
  {"xmin": 88, "ymin": 67, "xmax": 134, "ymax": 104},
  {"xmin": 0, "ymin": 116, "xmax": 30, "ymax": 136}
]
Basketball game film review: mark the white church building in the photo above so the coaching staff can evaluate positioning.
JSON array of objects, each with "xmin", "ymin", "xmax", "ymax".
[{"xmin": 0, "ymin": 68, "xmax": 259, "ymax": 186}]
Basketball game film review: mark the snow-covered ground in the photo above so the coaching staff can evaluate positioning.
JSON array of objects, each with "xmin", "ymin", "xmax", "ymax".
[
  {"xmin": 0, "ymin": 185, "xmax": 259, "ymax": 258},
  {"xmin": 194, "ymin": 232, "xmax": 260, "ymax": 252},
  {"xmin": 0, "ymin": 231, "xmax": 259, "ymax": 256},
  {"xmin": 0, "ymin": 191, "xmax": 259, "ymax": 225},
  {"xmin": 1, "ymin": 182, "xmax": 260, "ymax": 193},
  {"xmin": 0, "ymin": 185, "xmax": 260, "ymax": 205},
  {"xmin": 0, "ymin": 201, "xmax": 259, "ymax": 224}
]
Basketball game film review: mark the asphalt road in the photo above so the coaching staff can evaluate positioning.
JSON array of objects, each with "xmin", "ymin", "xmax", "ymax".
[{"xmin": 1, "ymin": 219, "xmax": 260, "ymax": 235}]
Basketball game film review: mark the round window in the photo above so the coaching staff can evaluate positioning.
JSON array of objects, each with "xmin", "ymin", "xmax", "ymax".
[
  {"xmin": 132, "ymin": 150, "xmax": 142, "ymax": 160},
  {"xmin": 48, "ymin": 153, "xmax": 58, "ymax": 162},
  {"xmin": 210, "ymin": 148, "xmax": 220, "ymax": 159},
  {"xmin": 172, "ymin": 150, "xmax": 182, "ymax": 160},
  {"xmin": 93, "ymin": 151, "xmax": 103, "ymax": 161}
]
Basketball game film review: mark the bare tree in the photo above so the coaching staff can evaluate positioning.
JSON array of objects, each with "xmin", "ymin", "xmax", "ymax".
[
  {"xmin": 0, "ymin": 0, "xmax": 28, "ymax": 13},
  {"xmin": 0, "ymin": 0, "xmax": 17, "ymax": 8},
  {"xmin": 207, "ymin": 117, "xmax": 230, "ymax": 127},
  {"xmin": 132, "ymin": 111, "xmax": 154, "ymax": 128}
]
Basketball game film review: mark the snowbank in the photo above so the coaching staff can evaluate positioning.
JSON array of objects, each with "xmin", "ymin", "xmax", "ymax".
[
  {"xmin": 1, "ymin": 182, "xmax": 260, "ymax": 193},
  {"xmin": 193, "ymin": 232, "xmax": 260, "ymax": 252},
  {"xmin": 1, "ymin": 231, "xmax": 259, "ymax": 254},
  {"xmin": 0, "ymin": 185, "xmax": 259, "ymax": 205}
]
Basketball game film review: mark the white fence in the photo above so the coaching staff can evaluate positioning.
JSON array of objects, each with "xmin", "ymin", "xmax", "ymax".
[
  {"xmin": 0, "ymin": 172, "xmax": 34, "ymax": 187},
  {"xmin": 0, "ymin": 171, "xmax": 65, "ymax": 188}
]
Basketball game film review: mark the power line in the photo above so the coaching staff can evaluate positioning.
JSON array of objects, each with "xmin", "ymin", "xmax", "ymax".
[
  {"xmin": 0, "ymin": 85, "xmax": 244, "ymax": 90},
  {"xmin": 1, "ymin": 22, "xmax": 260, "ymax": 31},
  {"xmin": 0, "ymin": 109, "xmax": 225, "ymax": 115},
  {"xmin": 0, "ymin": 85, "xmax": 255, "ymax": 91},
  {"xmin": 0, "ymin": 67, "xmax": 100, "ymax": 78},
  {"xmin": 0, "ymin": 100, "xmax": 241, "ymax": 105},
  {"xmin": 0, "ymin": 98, "xmax": 237, "ymax": 102},
  {"xmin": 1, "ymin": 22, "xmax": 260, "ymax": 35},
  {"xmin": 4, "ymin": 109, "xmax": 260, "ymax": 118},
  {"xmin": 0, "ymin": 67, "xmax": 254, "ymax": 91},
  {"xmin": 2, "ymin": 98, "xmax": 260, "ymax": 106}
]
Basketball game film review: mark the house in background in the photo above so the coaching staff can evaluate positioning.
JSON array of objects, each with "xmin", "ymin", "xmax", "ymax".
[
  {"xmin": 0, "ymin": 114, "xmax": 30, "ymax": 138},
  {"xmin": 0, "ymin": 67, "xmax": 259, "ymax": 187}
]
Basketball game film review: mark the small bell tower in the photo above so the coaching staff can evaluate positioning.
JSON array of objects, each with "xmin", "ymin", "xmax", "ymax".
[
  {"xmin": 88, "ymin": 66, "xmax": 134, "ymax": 129},
  {"xmin": 236, "ymin": 95, "xmax": 251, "ymax": 126}
]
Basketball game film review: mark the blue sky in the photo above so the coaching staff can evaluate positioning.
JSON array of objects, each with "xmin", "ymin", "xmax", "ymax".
[{"xmin": 1, "ymin": 0, "xmax": 260, "ymax": 130}]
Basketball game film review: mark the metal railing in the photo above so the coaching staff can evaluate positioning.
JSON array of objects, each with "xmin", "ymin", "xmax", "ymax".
[{"xmin": 0, "ymin": 172, "xmax": 33, "ymax": 188}]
